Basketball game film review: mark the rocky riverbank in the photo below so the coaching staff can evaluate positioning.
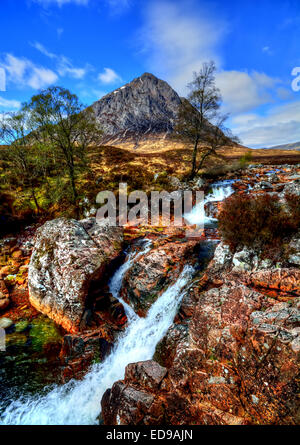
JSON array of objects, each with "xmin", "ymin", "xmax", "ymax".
[
  {"xmin": 101, "ymin": 163, "xmax": 300, "ymax": 425},
  {"xmin": 0, "ymin": 162, "xmax": 299, "ymax": 424}
]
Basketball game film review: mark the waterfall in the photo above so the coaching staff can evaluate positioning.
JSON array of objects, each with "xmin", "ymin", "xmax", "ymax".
[
  {"xmin": 206, "ymin": 181, "xmax": 235, "ymax": 203},
  {"xmin": 0, "ymin": 240, "xmax": 193, "ymax": 425},
  {"xmin": 185, "ymin": 180, "xmax": 235, "ymax": 226}
]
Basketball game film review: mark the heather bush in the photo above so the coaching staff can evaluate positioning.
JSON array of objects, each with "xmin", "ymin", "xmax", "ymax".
[{"xmin": 218, "ymin": 192, "xmax": 300, "ymax": 251}]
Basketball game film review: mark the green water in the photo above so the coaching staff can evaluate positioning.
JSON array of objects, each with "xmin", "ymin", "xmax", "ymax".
[{"xmin": 0, "ymin": 315, "xmax": 63, "ymax": 411}]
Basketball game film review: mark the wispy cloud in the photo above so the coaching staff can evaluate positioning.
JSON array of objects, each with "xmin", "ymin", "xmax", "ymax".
[
  {"xmin": 32, "ymin": 42, "xmax": 90, "ymax": 79},
  {"xmin": 0, "ymin": 96, "xmax": 21, "ymax": 109},
  {"xmin": 98, "ymin": 67, "xmax": 121, "ymax": 84},
  {"xmin": 0, "ymin": 53, "xmax": 58, "ymax": 90},
  {"xmin": 139, "ymin": 0, "xmax": 227, "ymax": 95}
]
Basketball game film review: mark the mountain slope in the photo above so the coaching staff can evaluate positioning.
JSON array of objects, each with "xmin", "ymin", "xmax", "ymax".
[
  {"xmin": 92, "ymin": 72, "xmax": 182, "ymax": 146},
  {"xmin": 264, "ymin": 141, "xmax": 300, "ymax": 151}
]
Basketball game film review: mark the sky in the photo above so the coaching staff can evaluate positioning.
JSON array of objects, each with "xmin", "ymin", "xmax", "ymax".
[{"xmin": 0, "ymin": 0, "xmax": 299, "ymax": 148}]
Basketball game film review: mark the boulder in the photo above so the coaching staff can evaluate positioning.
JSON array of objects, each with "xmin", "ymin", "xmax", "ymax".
[
  {"xmin": 120, "ymin": 238, "xmax": 199, "ymax": 316},
  {"xmin": 232, "ymin": 247, "xmax": 259, "ymax": 271},
  {"xmin": 211, "ymin": 242, "xmax": 232, "ymax": 267},
  {"xmin": 28, "ymin": 217, "xmax": 123, "ymax": 333},
  {"xmin": 125, "ymin": 360, "xmax": 167, "ymax": 391},
  {"xmin": 0, "ymin": 317, "xmax": 13, "ymax": 330}
]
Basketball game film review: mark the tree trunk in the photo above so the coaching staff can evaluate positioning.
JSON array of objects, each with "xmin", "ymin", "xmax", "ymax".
[
  {"xmin": 189, "ymin": 136, "xmax": 199, "ymax": 180},
  {"xmin": 68, "ymin": 165, "xmax": 79, "ymax": 218},
  {"xmin": 31, "ymin": 187, "xmax": 40, "ymax": 214},
  {"xmin": 197, "ymin": 150, "xmax": 211, "ymax": 173}
]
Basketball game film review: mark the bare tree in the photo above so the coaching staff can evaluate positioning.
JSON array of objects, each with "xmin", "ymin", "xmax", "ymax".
[
  {"xmin": 195, "ymin": 114, "xmax": 239, "ymax": 174},
  {"xmin": 174, "ymin": 61, "xmax": 233, "ymax": 180}
]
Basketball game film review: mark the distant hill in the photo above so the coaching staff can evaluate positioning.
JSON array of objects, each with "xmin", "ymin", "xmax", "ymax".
[{"xmin": 264, "ymin": 141, "xmax": 300, "ymax": 151}]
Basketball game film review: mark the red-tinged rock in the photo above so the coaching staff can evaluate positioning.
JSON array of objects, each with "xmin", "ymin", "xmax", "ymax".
[
  {"xmin": 60, "ymin": 329, "xmax": 114, "ymax": 382},
  {"xmin": 102, "ymin": 382, "xmax": 155, "ymax": 425},
  {"xmin": 120, "ymin": 238, "xmax": 200, "ymax": 316},
  {"xmin": 125, "ymin": 360, "xmax": 167, "ymax": 391},
  {"xmin": 246, "ymin": 268, "xmax": 300, "ymax": 294},
  {"xmin": 101, "ymin": 277, "xmax": 299, "ymax": 425}
]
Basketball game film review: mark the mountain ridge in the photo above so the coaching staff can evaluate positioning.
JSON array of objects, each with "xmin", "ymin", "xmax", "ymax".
[
  {"xmin": 264, "ymin": 141, "xmax": 300, "ymax": 151},
  {"xmin": 91, "ymin": 72, "xmax": 182, "ymax": 147}
]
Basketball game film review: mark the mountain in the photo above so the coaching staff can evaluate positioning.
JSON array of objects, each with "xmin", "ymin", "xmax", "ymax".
[
  {"xmin": 264, "ymin": 141, "xmax": 300, "ymax": 151},
  {"xmin": 91, "ymin": 72, "xmax": 182, "ymax": 148}
]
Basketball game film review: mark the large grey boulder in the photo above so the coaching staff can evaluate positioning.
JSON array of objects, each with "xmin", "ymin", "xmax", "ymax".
[{"xmin": 28, "ymin": 217, "xmax": 123, "ymax": 333}]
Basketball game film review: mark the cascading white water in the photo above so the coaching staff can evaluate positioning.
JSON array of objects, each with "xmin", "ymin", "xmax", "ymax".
[
  {"xmin": 207, "ymin": 181, "xmax": 235, "ymax": 203},
  {"xmin": 108, "ymin": 239, "xmax": 152, "ymax": 322},
  {"xmin": 0, "ymin": 239, "xmax": 193, "ymax": 426},
  {"xmin": 184, "ymin": 180, "xmax": 235, "ymax": 226}
]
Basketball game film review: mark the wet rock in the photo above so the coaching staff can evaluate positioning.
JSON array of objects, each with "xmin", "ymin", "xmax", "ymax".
[
  {"xmin": 120, "ymin": 238, "xmax": 199, "ymax": 316},
  {"xmin": 60, "ymin": 330, "xmax": 114, "ymax": 382},
  {"xmin": 103, "ymin": 281, "xmax": 299, "ymax": 425},
  {"xmin": 125, "ymin": 360, "xmax": 167, "ymax": 391},
  {"xmin": 269, "ymin": 174, "xmax": 279, "ymax": 183},
  {"xmin": 102, "ymin": 382, "xmax": 155, "ymax": 425},
  {"xmin": 28, "ymin": 217, "xmax": 123, "ymax": 333}
]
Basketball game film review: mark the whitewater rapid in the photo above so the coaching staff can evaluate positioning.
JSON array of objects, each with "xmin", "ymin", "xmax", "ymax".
[
  {"xmin": 0, "ymin": 240, "xmax": 193, "ymax": 425},
  {"xmin": 184, "ymin": 180, "xmax": 235, "ymax": 225}
]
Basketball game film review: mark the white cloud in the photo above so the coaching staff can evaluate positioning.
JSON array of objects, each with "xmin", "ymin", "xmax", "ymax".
[
  {"xmin": 231, "ymin": 101, "xmax": 300, "ymax": 147},
  {"xmin": 139, "ymin": 1, "xmax": 227, "ymax": 95},
  {"xmin": 32, "ymin": 42, "xmax": 90, "ymax": 79},
  {"xmin": 216, "ymin": 70, "xmax": 280, "ymax": 114},
  {"xmin": 31, "ymin": 42, "xmax": 56, "ymax": 59},
  {"xmin": 0, "ymin": 96, "xmax": 21, "ymax": 109},
  {"xmin": 28, "ymin": 66, "xmax": 58, "ymax": 89},
  {"xmin": 0, "ymin": 53, "xmax": 58, "ymax": 90},
  {"xmin": 98, "ymin": 68, "xmax": 121, "ymax": 84}
]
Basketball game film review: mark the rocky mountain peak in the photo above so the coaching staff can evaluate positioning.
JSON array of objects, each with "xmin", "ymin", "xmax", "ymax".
[{"xmin": 91, "ymin": 72, "xmax": 182, "ymax": 143}]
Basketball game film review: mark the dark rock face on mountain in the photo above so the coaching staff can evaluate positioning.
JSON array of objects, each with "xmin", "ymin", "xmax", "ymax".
[{"xmin": 92, "ymin": 73, "xmax": 182, "ymax": 143}]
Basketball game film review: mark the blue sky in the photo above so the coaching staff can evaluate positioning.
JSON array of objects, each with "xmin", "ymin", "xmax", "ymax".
[{"xmin": 0, "ymin": 0, "xmax": 299, "ymax": 147}]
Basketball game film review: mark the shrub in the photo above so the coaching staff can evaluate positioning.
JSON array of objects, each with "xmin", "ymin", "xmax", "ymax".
[
  {"xmin": 202, "ymin": 161, "xmax": 243, "ymax": 179},
  {"xmin": 218, "ymin": 192, "xmax": 299, "ymax": 252},
  {"xmin": 285, "ymin": 193, "xmax": 300, "ymax": 229},
  {"xmin": 239, "ymin": 151, "xmax": 253, "ymax": 168}
]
